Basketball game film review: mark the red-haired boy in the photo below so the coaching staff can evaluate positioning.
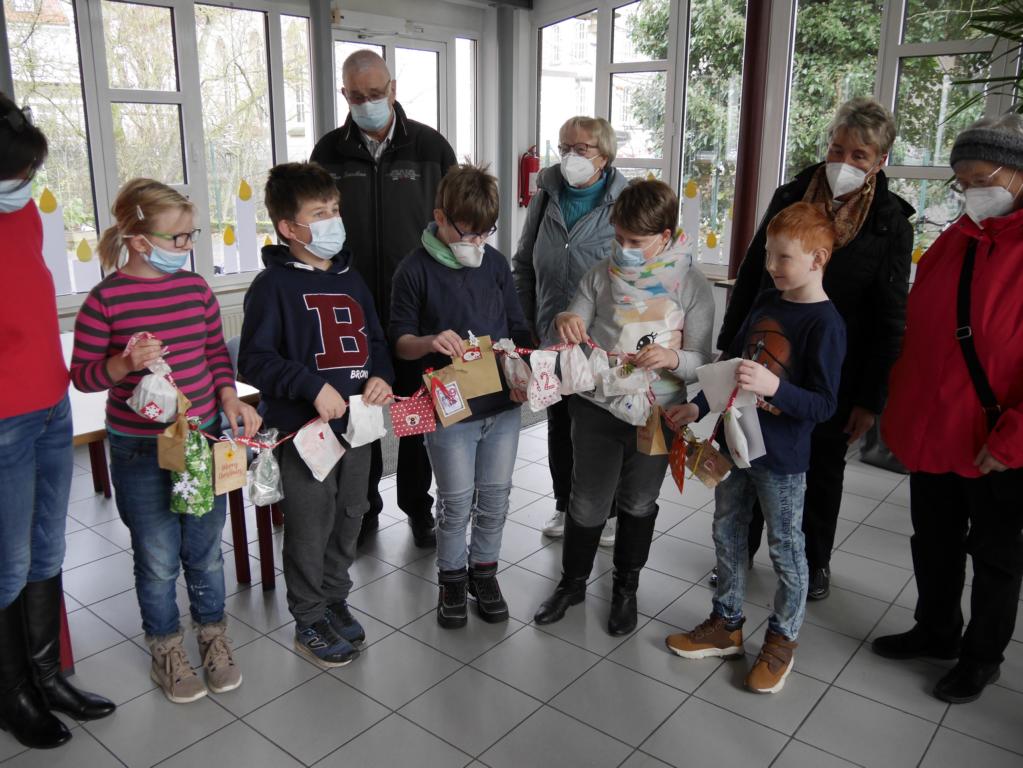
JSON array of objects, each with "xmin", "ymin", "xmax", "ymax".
[{"xmin": 664, "ymin": 202, "xmax": 847, "ymax": 693}]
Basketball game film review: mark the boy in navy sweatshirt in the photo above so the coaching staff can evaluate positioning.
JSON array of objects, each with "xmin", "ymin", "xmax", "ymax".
[
  {"xmin": 389, "ymin": 163, "xmax": 532, "ymax": 629},
  {"xmin": 664, "ymin": 203, "xmax": 846, "ymax": 694},
  {"xmin": 239, "ymin": 162, "xmax": 393, "ymax": 668}
]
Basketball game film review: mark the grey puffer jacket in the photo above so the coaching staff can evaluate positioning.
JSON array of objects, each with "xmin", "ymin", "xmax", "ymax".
[{"xmin": 512, "ymin": 164, "xmax": 628, "ymax": 345}]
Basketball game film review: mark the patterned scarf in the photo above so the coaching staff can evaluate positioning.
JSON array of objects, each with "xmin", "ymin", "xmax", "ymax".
[
  {"xmin": 607, "ymin": 236, "xmax": 688, "ymax": 304},
  {"xmin": 803, "ymin": 165, "xmax": 877, "ymax": 248}
]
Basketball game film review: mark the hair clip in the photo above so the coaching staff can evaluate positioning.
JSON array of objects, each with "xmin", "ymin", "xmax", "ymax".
[{"xmin": 136, "ymin": 205, "xmax": 145, "ymax": 221}]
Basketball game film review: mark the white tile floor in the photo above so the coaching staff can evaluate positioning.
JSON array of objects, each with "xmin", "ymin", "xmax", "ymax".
[{"xmin": 4, "ymin": 421, "xmax": 1023, "ymax": 768}]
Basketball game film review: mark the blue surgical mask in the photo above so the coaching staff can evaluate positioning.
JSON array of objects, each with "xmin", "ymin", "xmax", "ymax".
[
  {"xmin": 350, "ymin": 98, "xmax": 392, "ymax": 134},
  {"xmin": 296, "ymin": 216, "xmax": 346, "ymax": 259},
  {"xmin": 612, "ymin": 240, "xmax": 647, "ymax": 268},
  {"xmin": 142, "ymin": 237, "xmax": 190, "ymax": 273},
  {"xmin": 0, "ymin": 179, "xmax": 33, "ymax": 214}
]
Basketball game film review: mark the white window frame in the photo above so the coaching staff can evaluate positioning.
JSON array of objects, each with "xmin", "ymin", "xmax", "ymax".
[
  {"xmin": 330, "ymin": 10, "xmax": 481, "ymax": 161},
  {"xmin": 758, "ymin": 0, "xmax": 1020, "ymax": 216},
  {"xmin": 51, "ymin": 0, "xmax": 310, "ymax": 316}
]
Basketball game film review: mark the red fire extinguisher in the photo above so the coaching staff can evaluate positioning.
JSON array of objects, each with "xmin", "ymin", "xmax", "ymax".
[{"xmin": 518, "ymin": 145, "xmax": 540, "ymax": 208}]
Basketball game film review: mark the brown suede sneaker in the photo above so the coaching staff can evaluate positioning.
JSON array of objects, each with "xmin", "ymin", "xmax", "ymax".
[
  {"xmin": 148, "ymin": 631, "xmax": 207, "ymax": 704},
  {"xmin": 746, "ymin": 630, "xmax": 797, "ymax": 694},
  {"xmin": 197, "ymin": 620, "xmax": 243, "ymax": 694},
  {"xmin": 665, "ymin": 614, "xmax": 745, "ymax": 659}
]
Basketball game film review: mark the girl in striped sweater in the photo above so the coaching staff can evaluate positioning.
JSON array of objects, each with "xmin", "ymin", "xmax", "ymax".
[{"xmin": 71, "ymin": 179, "xmax": 260, "ymax": 704}]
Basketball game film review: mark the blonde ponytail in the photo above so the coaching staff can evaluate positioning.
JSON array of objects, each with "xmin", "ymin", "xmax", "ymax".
[{"xmin": 102, "ymin": 178, "xmax": 194, "ymax": 272}]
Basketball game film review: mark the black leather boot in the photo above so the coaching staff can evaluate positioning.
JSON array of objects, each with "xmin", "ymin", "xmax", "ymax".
[
  {"xmin": 534, "ymin": 515, "xmax": 603, "ymax": 625},
  {"xmin": 0, "ymin": 592, "xmax": 70, "ymax": 749},
  {"xmin": 24, "ymin": 575, "xmax": 115, "ymax": 721},
  {"xmin": 607, "ymin": 511, "xmax": 657, "ymax": 636},
  {"xmin": 933, "ymin": 660, "xmax": 1000, "ymax": 704},
  {"xmin": 872, "ymin": 623, "xmax": 961, "ymax": 661}
]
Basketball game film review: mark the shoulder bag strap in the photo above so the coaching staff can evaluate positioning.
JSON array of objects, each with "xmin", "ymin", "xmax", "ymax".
[{"xmin": 955, "ymin": 239, "xmax": 1002, "ymax": 430}]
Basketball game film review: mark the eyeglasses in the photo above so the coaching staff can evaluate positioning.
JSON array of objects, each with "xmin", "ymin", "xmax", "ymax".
[
  {"xmin": 148, "ymin": 228, "xmax": 201, "ymax": 249},
  {"xmin": 345, "ymin": 80, "xmax": 392, "ymax": 105},
  {"xmin": 950, "ymin": 166, "xmax": 1003, "ymax": 195},
  {"xmin": 445, "ymin": 212, "xmax": 496, "ymax": 242},
  {"xmin": 558, "ymin": 142, "xmax": 599, "ymax": 157}
]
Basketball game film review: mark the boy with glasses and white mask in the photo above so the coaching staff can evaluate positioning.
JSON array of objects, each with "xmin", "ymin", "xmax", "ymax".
[
  {"xmin": 312, "ymin": 49, "xmax": 457, "ymax": 551},
  {"xmin": 718, "ymin": 98, "xmax": 914, "ymax": 603},
  {"xmin": 513, "ymin": 116, "xmax": 628, "ymax": 549}
]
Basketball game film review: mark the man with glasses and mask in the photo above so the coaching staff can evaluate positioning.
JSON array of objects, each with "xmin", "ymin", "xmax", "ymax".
[{"xmin": 312, "ymin": 49, "xmax": 456, "ymax": 549}]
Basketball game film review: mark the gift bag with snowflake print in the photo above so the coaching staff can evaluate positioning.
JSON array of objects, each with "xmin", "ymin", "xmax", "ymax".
[{"xmin": 170, "ymin": 427, "xmax": 215, "ymax": 517}]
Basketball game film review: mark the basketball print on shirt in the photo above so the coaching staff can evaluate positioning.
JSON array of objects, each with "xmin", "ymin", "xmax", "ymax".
[
  {"xmin": 744, "ymin": 315, "xmax": 792, "ymax": 416},
  {"xmin": 303, "ymin": 293, "xmax": 369, "ymax": 371}
]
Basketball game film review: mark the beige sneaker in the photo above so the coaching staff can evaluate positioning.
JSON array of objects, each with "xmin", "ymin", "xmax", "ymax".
[
  {"xmin": 745, "ymin": 631, "xmax": 797, "ymax": 694},
  {"xmin": 197, "ymin": 620, "xmax": 243, "ymax": 694},
  {"xmin": 665, "ymin": 614, "xmax": 745, "ymax": 659},
  {"xmin": 149, "ymin": 631, "xmax": 207, "ymax": 704}
]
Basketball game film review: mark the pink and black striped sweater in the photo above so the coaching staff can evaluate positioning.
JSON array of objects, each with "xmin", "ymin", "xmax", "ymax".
[{"xmin": 71, "ymin": 270, "xmax": 235, "ymax": 436}]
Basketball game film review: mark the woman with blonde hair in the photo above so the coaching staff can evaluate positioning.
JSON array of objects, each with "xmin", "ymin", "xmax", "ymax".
[
  {"xmin": 71, "ymin": 178, "xmax": 260, "ymax": 704},
  {"xmin": 513, "ymin": 115, "xmax": 628, "ymax": 546}
]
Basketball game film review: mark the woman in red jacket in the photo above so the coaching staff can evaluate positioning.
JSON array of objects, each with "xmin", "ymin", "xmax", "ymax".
[
  {"xmin": 874, "ymin": 113, "xmax": 1023, "ymax": 705},
  {"xmin": 0, "ymin": 93, "xmax": 114, "ymax": 749}
]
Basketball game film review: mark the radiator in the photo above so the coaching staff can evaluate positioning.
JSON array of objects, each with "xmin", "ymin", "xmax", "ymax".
[{"xmin": 221, "ymin": 307, "xmax": 245, "ymax": 341}]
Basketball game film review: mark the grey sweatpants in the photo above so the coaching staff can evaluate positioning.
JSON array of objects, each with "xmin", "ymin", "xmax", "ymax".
[
  {"xmin": 568, "ymin": 396, "xmax": 671, "ymax": 527},
  {"xmin": 277, "ymin": 440, "xmax": 370, "ymax": 628}
]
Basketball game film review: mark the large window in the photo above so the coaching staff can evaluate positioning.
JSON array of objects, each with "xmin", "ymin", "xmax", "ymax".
[
  {"xmin": 782, "ymin": 0, "xmax": 884, "ymax": 180},
  {"xmin": 535, "ymin": 1, "xmax": 749, "ymax": 269},
  {"xmin": 6, "ymin": 0, "xmax": 100, "ymax": 295},
  {"xmin": 3, "ymin": 0, "xmax": 314, "ymax": 301},
  {"xmin": 877, "ymin": 0, "xmax": 1003, "ymax": 256},
  {"xmin": 537, "ymin": 11, "xmax": 597, "ymax": 168}
]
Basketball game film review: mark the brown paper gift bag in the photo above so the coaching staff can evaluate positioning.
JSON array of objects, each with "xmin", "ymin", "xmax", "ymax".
[
  {"xmin": 423, "ymin": 368, "xmax": 472, "ymax": 428},
  {"xmin": 158, "ymin": 391, "xmax": 192, "ymax": 472},
  {"xmin": 213, "ymin": 440, "xmax": 248, "ymax": 495},
  {"xmin": 637, "ymin": 405, "xmax": 668, "ymax": 455},
  {"xmin": 447, "ymin": 334, "xmax": 502, "ymax": 400}
]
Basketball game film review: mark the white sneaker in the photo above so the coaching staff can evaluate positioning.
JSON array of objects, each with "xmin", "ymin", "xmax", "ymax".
[
  {"xmin": 542, "ymin": 511, "xmax": 566, "ymax": 537},
  {"xmin": 599, "ymin": 517, "xmax": 617, "ymax": 547}
]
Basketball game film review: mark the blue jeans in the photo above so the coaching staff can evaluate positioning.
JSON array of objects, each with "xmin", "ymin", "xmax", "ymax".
[
  {"xmin": 108, "ymin": 432, "xmax": 226, "ymax": 637},
  {"xmin": 425, "ymin": 408, "xmax": 520, "ymax": 572},
  {"xmin": 0, "ymin": 395, "xmax": 73, "ymax": 609},
  {"xmin": 712, "ymin": 462, "xmax": 808, "ymax": 640}
]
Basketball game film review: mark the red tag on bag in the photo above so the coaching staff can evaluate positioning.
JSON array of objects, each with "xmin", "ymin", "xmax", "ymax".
[
  {"xmin": 668, "ymin": 433, "xmax": 687, "ymax": 496},
  {"xmin": 389, "ymin": 396, "xmax": 437, "ymax": 437}
]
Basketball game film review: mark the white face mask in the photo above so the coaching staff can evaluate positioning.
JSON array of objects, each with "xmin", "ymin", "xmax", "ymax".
[
  {"xmin": 561, "ymin": 153, "xmax": 598, "ymax": 188},
  {"xmin": 825, "ymin": 162, "xmax": 871, "ymax": 199},
  {"xmin": 295, "ymin": 216, "xmax": 346, "ymax": 259},
  {"xmin": 964, "ymin": 184, "xmax": 1017, "ymax": 224},
  {"xmin": 449, "ymin": 241, "xmax": 485, "ymax": 268}
]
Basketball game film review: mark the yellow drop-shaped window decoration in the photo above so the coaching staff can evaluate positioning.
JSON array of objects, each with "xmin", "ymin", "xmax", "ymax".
[
  {"xmin": 264, "ymin": 235, "xmax": 273, "ymax": 247},
  {"xmin": 238, "ymin": 180, "xmax": 252, "ymax": 201},
  {"xmin": 223, "ymin": 225, "xmax": 236, "ymax": 246},
  {"xmin": 912, "ymin": 246, "xmax": 923, "ymax": 264},
  {"xmin": 39, "ymin": 188, "xmax": 57, "ymax": 214},
  {"xmin": 684, "ymin": 180, "xmax": 698, "ymax": 199},
  {"xmin": 76, "ymin": 239, "xmax": 93, "ymax": 262},
  {"xmin": 646, "ymin": 171, "xmax": 657, "ymax": 181},
  {"xmin": 707, "ymin": 232, "xmax": 718, "ymax": 249}
]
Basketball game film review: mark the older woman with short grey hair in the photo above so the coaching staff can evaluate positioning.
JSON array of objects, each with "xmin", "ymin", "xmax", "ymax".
[
  {"xmin": 513, "ymin": 115, "xmax": 626, "ymax": 547},
  {"xmin": 717, "ymin": 97, "xmax": 914, "ymax": 601}
]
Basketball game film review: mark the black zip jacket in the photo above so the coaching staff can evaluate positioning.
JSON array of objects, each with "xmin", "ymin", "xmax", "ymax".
[
  {"xmin": 310, "ymin": 102, "xmax": 457, "ymax": 331},
  {"xmin": 718, "ymin": 164, "xmax": 914, "ymax": 417}
]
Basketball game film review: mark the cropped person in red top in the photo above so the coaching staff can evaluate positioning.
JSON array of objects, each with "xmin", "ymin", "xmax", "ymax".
[
  {"xmin": 874, "ymin": 114, "xmax": 1023, "ymax": 704},
  {"xmin": 71, "ymin": 179, "xmax": 260, "ymax": 706},
  {"xmin": 0, "ymin": 93, "xmax": 115, "ymax": 751}
]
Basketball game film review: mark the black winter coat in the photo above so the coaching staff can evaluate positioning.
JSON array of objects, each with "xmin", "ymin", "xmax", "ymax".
[
  {"xmin": 310, "ymin": 101, "xmax": 457, "ymax": 330},
  {"xmin": 718, "ymin": 163, "xmax": 914, "ymax": 417}
]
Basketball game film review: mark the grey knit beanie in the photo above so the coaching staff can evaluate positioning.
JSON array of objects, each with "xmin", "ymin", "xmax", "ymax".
[{"xmin": 950, "ymin": 112, "xmax": 1023, "ymax": 170}]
